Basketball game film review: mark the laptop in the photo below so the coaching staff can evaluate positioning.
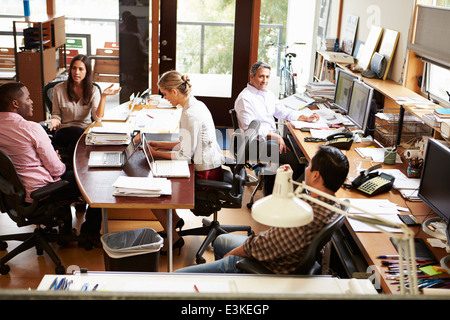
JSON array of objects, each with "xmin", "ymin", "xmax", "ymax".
[
  {"xmin": 102, "ymin": 93, "xmax": 138, "ymax": 121},
  {"xmin": 88, "ymin": 132, "xmax": 140, "ymax": 167},
  {"xmin": 142, "ymin": 134, "xmax": 190, "ymax": 178}
]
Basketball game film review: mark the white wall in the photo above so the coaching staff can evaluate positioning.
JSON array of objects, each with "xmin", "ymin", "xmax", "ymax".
[{"xmin": 339, "ymin": 0, "xmax": 416, "ymax": 83}]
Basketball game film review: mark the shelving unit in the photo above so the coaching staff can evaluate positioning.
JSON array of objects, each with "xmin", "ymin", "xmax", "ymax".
[{"xmin": 13, "ymin": 16, "xmax": 66, "ymax": 122}]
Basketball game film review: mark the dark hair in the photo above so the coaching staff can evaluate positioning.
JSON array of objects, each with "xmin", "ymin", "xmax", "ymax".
[
  {"xmin": 0, "ymin": 82, "xmax": 25, "ymax": 112},
  {"xmin": 67, "ymin": 54, "xmax": 93, "ymax": 105},
  {"xmin": 250, "ymin": 61, "xmax": 271, "ymax": 76},
  {"xmin": 310, "ymin": 145, "xmax": 349, "ymax": 192}
]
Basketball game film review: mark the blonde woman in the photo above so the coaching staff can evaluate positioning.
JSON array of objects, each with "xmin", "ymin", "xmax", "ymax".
[{"xmin": 149, "ymin": 70, "xmax": 224, "ymax": 254}]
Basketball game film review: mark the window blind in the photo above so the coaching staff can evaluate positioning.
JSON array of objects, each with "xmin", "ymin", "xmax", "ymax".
[{"xmin": 407, "ymin": 4, "xmax": 450, "ymax": 69}]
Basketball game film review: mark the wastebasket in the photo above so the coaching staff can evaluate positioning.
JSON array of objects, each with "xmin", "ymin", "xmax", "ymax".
[{"xmin": 101, "ymin": 228, "xmax": 164, "ymax": 272}]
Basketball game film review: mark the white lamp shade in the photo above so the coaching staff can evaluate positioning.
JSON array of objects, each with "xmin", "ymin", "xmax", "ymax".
[{"xmin": 251, "ymin": 168, "xmax": 314, "ymax": 227}]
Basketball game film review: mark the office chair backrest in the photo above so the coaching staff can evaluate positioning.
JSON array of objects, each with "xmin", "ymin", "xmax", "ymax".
[
  {"xmin": 43, "ymin": 80, "xmax": 102, "ymax": 114},
  {"xmin": 0, "ymin": 150, "xmax": 31, "ymax": 223},
  {"xmin": 293, "ymin": 214, "xmax": 345, "ymax": 275},
  {"xmin": 229, "ymin": 108, "xmax": 239, "ymax": 131}
]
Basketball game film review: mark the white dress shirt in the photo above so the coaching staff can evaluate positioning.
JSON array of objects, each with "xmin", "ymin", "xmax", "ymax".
[
  {"xmin": 234, "ymin": 83, "xmax": 304, "ymax": 138},
  {"xmin": 175, "ymin": 96, "xmax": 224, "ymax": 171}
]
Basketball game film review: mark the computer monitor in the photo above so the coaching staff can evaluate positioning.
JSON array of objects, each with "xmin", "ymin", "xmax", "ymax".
[
  {"xmin": 418, "ymin": 139, "xmax": 450, "ymax": 227},
  {"xmin": 333, "ymin": 69, "xmax": 360, "ymax": 114},
  {"xmin": 346, "ymin": 80, "xmax": 374, "ymax": 132}
]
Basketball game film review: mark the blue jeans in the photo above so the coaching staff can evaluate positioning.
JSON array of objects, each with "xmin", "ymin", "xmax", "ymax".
[{"xmin": 175, "ymin": 234, "xmax": 248, "ymax": 273}]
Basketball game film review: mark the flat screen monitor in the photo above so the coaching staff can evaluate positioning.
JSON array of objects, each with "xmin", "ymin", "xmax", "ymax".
[
  {"xmin": 333, "ymin": 69, "xmax": 360, "ymax": 114},
  {"xmin": 418, "ymin": 139, "xmax": 450, "ymax": 225},
  {"xmin": 346, "ymin": 80, "xmax": 374, "ymax": 131}
]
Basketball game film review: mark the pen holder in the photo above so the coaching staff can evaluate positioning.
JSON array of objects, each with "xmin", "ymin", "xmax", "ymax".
[
  {"xmin": 407, "ymin": 166, "xmax": 422, "ymax": 178},
  {"xmin": 384, "ymin": 148, "xmax": 396, "ymax": 165}
]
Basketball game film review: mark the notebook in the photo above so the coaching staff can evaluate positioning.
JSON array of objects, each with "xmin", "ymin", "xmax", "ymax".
[
  {"xmin": 88, "ymin": 138, "xmax": 138, "ymax": 168},
  {"xmin": 142, "ymin": 134, "xmax": 190, "ymax": 178}
]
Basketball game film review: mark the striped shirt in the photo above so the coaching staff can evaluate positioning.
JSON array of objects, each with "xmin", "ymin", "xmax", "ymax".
[{"xmin": 243, "ymin": 196, "xmax": 340, "ymax": 274}]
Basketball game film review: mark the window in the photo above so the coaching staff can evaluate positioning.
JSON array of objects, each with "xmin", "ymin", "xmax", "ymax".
[
  {"xmin": 419, "ymin": 0, "xmax": 450, "ymax": 107},
  {"xmin": 424, "ymin": 64, "xmax": 450, "ymax": 106}
]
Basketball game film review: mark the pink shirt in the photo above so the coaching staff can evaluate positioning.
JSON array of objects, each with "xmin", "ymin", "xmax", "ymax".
[{"xmin": 0, "ymin": 112, "xmax": 66, "ymax": 202}]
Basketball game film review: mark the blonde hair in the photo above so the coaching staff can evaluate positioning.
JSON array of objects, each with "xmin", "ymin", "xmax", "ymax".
[{"xmin": 158, "ymin": 70, "xmax": 192, "ymax": 96}]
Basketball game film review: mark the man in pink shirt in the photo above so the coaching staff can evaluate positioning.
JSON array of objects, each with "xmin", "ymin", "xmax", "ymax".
[{"xmin": 0, "ymin": 82, "xmax": 101, "ymax": 244}]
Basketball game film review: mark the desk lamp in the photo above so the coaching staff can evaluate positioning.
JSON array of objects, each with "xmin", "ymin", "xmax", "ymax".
[{"xmin": 252, "ymin": 167, "xmax": 419, "ymax": 295}]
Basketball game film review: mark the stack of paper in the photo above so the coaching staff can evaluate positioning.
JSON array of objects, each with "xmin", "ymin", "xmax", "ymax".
[
  {"xmin": 342, "ymin": 198, "xmax": 407, "ymax": 233},
  {"xmin": 86, "ymin": 123, "xmax": 131, "ymax": 145},
  {"xmin": 305, "ymin": 81, "xmax": 335, "ymax": 100},
  {"xmin": 112, "ymin": 176, "xmax": 172, "ymax": 197}
]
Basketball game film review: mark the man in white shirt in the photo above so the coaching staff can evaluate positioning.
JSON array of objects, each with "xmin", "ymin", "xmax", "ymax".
[{"xmin": 235, "ymin": 61, "xmax": 319, "ymax": 195}]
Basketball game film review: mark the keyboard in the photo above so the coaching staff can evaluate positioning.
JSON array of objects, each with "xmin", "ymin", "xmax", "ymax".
[
  {"xmin": 154, "ymin": 160, "xmax": 190, "ymax": 177},
  {"xmin": 105, "ymin": 152, "xmax": 122, "ymax": 164}
]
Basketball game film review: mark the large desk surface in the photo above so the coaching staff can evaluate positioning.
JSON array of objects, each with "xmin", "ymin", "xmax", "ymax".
[
  {"xmin": 74, "ymin": 134, "xmax": 195, "ymax": 210},
  {"xmin": 286, "ymin": 120, "xmax": 448, "ymax": 294}
]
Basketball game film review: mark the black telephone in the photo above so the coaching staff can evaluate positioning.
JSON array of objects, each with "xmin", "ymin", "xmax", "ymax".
[
  {"xmin": 324, "ymin": 131, "xmax": 354, "ymax": 150},
  {"xmin": 351, "ymin": 164, "xmax": 395, "ymax": 196}
]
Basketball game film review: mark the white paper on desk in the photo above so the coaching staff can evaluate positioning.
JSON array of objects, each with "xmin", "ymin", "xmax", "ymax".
[
  {"xmin": 309, "ymin": 127, "xmax": 345, "ymax": 139},
  {"xmin": 291, "ymin": 118, "xmax": 329, "ymax": 129},
  {"xmin": 344, "ymin": 198, "xmax": 399, "ymax": 215},
  {"xmin": 128, "ymin": 108, "xmax": 181, "ymax": 132},
  {"xmin": 377, "ymin": 169, "xmax": 420, "ymax": 190},
  {"xmin": 347, "ymin": 214, "xmax": 403, "ymax": 233},
  {"xmin": 394, "ymin": 96, "xmax": 430, "ymax": 105},
  {"xmin": 355, "ymin": 147, "xmax": 402, "ymax": 163},
  {"xmin": 281, "ymin": 94, "xmax": 315, "ymax": 110},
  {"xmin": 112, "ymin": 176, "xmax": 172, "ymax": 196}
]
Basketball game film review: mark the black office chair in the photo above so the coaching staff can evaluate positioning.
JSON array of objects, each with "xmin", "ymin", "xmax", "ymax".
[
  {"xmin": 236, "ymin": 215, "xmax": 346, "ymax": 275},
  {"xmin": 0, "ymin": 150, "xmax": 88, "ymax": 275},
  {"xmin": 178, "ymin": 120, "xmax": 261, "ymax": 264},
  {"xmin": 228, "ymin": 109, "xmax": 265, "ymax": 209}
]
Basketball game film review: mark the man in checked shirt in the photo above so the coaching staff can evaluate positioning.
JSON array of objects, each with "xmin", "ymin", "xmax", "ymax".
[{"xmin": 176, "ymin": 145, "xmax": 349, "ymax": 274}]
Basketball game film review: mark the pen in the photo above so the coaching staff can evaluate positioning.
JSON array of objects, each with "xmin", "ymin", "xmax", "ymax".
[
  {"xmin": 147, "ymin": 114, "xmax": 154, "ymax": 119},
  {"xmin": 55, "ymin": 277, "xmax": 66, "ymax": 290},
  {"xmin": 48, "ymin": 277, "xmax": 58, "ymax": 291},
  {"xmin": 92, "ymin": 284, "xmax": 99, "ymax": 291},
  {"xmin": 194, "ymin": 284, "xmax": 200, "ymax": 292}
]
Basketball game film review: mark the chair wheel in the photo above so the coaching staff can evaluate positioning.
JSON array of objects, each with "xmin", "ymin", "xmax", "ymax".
[
  {"xmin": 0, "ymin": 264, "xmax": 10, "ymax": 275},
  {"xmin": 36, "ymin": 247, "xmax": 44, "ymax": 256},
  {"xmin": 0, "ymin": 241, "xmax": 8, "ymax": 251},
  {"xmin": 196, "ymin": 257, "xmax": 206, "ymax": 264},
  {"xmin": 55, "ymin": 265, "xmax": 66, "ymax": 275}
]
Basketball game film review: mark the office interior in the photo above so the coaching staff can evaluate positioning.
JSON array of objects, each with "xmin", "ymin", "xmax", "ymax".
[{"xmin": 0, "ymin": 0, "xmax": 450, "ymax": 301}]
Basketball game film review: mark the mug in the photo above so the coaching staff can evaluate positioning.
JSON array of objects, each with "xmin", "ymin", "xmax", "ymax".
[{"xmin": 384, "ymin": 148, "xmax": 397, "ymax": 165}]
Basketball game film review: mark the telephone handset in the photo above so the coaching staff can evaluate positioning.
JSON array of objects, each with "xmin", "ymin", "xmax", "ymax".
[
  {"xmin": 324, "ymin": 131, "xmax": 354, "ymax": 150},
  {"xmin": 351, "ymin": 164, "xmax": 395, "ymax": 196}
]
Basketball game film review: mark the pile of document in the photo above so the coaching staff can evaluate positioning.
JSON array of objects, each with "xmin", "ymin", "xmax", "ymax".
[
  {"xmin": 342, "ymin": 198, "xmax": 409, "ymax": 232},
  {"xmin": 85, "ymin": 123, "xmax": 131, "ymax": 145},
  {"xmin": 321, "ymin": 38, "xmax": 336, "ymax": 51},
  {"xmin": 305, "ymin": 81, "xmax": 335, "ymax": 100},
  {"xmin": 112, "ymin": 176, "xmax": 172, "ymax": 197}
]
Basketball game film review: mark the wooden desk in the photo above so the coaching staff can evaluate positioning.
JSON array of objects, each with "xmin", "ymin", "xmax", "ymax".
[
  {"xmin": 74, "ymin": 134, "xmax": 195, "ymax": 272},
  {"xmin": 286, "ymin": 120, "xmax": 448, "ymax": 294}
]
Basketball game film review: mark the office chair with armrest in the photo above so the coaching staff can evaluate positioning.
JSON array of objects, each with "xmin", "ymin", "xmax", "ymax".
[
  {"xmin": 178, "ymin": 120, "xmax": 261, "ymax": 264},
  {"xmin": 0, "ymin": 150, "xmax": 89, "ymax": 275},
  {"xmin": 229, "ymin": 109, "xmax": 264, "ymax": 209},
  {"xmin": 236, "ymin": 214, "xmax": 346, "ymax": 275}
]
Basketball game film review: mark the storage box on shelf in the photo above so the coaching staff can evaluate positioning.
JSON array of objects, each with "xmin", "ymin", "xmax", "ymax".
[{"xmin": 13, "ymin": 16, "xmax": 66, "ymax": 122}]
